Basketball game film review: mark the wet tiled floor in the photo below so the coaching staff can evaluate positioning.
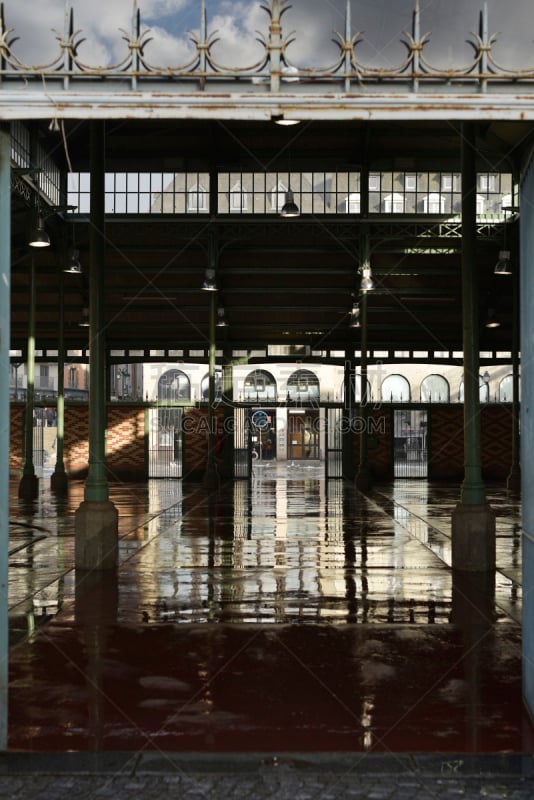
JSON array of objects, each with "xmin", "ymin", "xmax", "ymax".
[{"xmin": 6, "ymin": 463, "xmax": 533, "ymax": 754}]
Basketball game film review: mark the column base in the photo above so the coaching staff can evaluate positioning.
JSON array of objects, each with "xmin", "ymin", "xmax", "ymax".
[
  {"xmin": 451, "ymin": 568, "xmax": 495, "ymax": 629},
  {"xmin": 50, "ymin": 471, "xmax": 69, "ymax": 494},
  {"xmin": 75, "ymin": 500, "xmax": 119, "ymax": 570},
  {"xmin": 451, "ymin": 501, "xmax": 496, "ymax": 572},
  {"xmin": 18, "ymin": 473, "xmax": 39, "ymax": 500}
]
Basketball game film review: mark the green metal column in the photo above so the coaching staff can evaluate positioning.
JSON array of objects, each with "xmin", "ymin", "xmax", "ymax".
[
  {"xmin": 356, "ymin": 230, "xmax": 371, "ymax": 491},
  {"xmin": 0, "ymin": 122, "xmax": 11, "ymax": 751},
  {"xmin": 206, "ymin": 289, "xmax": 218, "ymax": 490},
  {"xmin": 85, "ymin": 121, "xmax": 109, "ymax": 503},
  {"xmin": 221, "ymin": 345, "xmax": 235, "ymax": 479},
  {"xmin": 356, "ymin": 289, "xmax": 370, "ymax": 490},
  {"xmin": 341, "ymin": 346, "xmax": 356, "ymax": 480},
  {"xmin": 451, "ymin": 122, "xmax": 495, "ymax": 571},
  {"xmin": 18, "ymin": 255, "xmax": 38, "ymax": 499},
  {"xmin": 51, "ymin": 265, "xmax": 68, "ymax": 493},
  {"xmin": 459, "ymin": 123, "xmax": 485, "ymax": 506},
  {"xmin": 74, "ymin": 121, "xmax": 118, "ymax": 570}
]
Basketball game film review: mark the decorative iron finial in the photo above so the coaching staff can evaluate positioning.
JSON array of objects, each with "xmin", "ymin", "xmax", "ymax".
[{"xmin": 0, "ymin": 1, "xmax": 528, "ymax": 93}]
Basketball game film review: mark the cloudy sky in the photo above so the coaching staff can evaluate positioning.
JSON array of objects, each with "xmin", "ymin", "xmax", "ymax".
[{"xmin": 5, "ymin": 0, "xmax": 534, "ymax": 72}]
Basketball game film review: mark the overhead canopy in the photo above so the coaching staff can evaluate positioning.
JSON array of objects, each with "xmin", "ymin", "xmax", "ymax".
[{"xmin": 5, "ymin": 0, "xmax": 532, "ymax": 363}]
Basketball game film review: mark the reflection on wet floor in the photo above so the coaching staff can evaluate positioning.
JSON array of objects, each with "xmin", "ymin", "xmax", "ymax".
[{"xmin": 6, "ymin": 463, "xmax": 532, "ymax": 753}]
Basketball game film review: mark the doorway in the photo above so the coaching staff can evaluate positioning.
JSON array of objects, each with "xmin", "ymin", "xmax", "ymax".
[
  {"xmin": 287, "ymin": 409, "xmax": 320, "ymax": 460},
  {"xmin": 148, "ymin": 406, "xmax": 183, "ymax": 478},
  {"xmin": 250, "ymin": 408, "xmax": 276, "ymax": 462}
]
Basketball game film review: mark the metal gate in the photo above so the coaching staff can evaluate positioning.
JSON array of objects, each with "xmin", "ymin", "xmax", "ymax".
[
  {"xmin": 32, "ymin": 417, "xmax": 44, "ymax": 475},
  {"xmin": 234, "ymin": 406, "xmax": 252, "ymax": 479},
  {"xmin": 394, "ymin": 409, "xmax": 428, "ymax": 478},
  {"xmin": 148, "ymin": 406, "xmax": 183, "ymax": 478},
  {"xmin": 325, "ymin": 406, "xmax": 343, "ymax": 478}
]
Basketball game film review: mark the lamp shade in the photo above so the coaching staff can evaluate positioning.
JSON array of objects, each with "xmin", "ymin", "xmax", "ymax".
[
  {"xmin": 202, "ymin": 268, "xmax": 217, "ymax": 291},
  {"xmin": 272, "ymin": 114, "xmax": 300, "ymax": 126},
  {"xmin": 216, "ymin": 307, "xmax": 228, "ymax": 327},
  {"xmin": 494, "ymin": 250, "xmax": 512, "ymax": 275},
  {"xmin": 280, "ymin": 190, "xmax": 300, "ymax": 218},
  {"xmin": 485, "ymin": 308, "xmax": 500, "ymax": 328},
  {"xmin": 28, "ymin": 216, "xmax": 50, "ymax": 248},
  {"xmin": 64, "ymin": 248, "xmax": 82, "ymax": 274},
  {"xmin": 360, "ymin": 267, "xmax": 375, "ymax": 291}
]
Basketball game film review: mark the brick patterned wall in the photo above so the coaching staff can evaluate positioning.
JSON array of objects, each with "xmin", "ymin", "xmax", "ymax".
[
  {"xmin": 64, "ymin": 405, "xmax": 90, "ymax": 477},
  {"xmin": 429, "ymin": 404, "xmax": 514, "ymax": 481},
  {"xmin": 369, "ymin": 408, "xmax": 393, "ymax": 480},
  {"xmin": 106, "ymin": 406, "xmax": 146, "ymax": 480},
  {"xmin": 480, "ymin": 405, "xmax": 513, "ymax": 481},
  {"xmin": 8, "ymin": 402, "xmax": 516, "ymax": 483},
  {"xmin": 429, "ymin": 405, "xmax": 464, "ymax": 480},
  {"xmin": 353, "ymin": 407, "xmax": 394, "ymax": 481},
  {"xmin": 9, "ymin": 404, "xmax": 24, "ymax": 477}
]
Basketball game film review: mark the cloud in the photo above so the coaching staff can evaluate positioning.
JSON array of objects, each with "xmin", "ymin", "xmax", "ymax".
[{"xmin": 207, "ymin": 2, "xmax": 267, "ymax": 68}]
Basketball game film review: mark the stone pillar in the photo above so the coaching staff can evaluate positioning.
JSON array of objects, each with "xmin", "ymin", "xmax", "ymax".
[
  {"xmin": 75, "ymin": 121, "xmax": 118, "ymax": 569},
  {"xmin": 451, "ymin": 122, "xmax": 495, "ymax": 571}
]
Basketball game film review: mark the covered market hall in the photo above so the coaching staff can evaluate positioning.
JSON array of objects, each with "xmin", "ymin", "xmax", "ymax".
[{"xmin": 2, "ymin": 0, "xmax": 534, "ymax": 764}]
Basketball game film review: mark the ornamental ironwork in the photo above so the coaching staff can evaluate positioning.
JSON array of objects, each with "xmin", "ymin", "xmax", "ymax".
[{"xmin": 0, "ymin": 0, "xmax": 533, "ymax": 93}]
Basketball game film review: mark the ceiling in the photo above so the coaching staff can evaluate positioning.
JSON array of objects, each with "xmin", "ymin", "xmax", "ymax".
[{"xmin": 9, "ymin": 117, "xmax": 529, "ymax": 363}]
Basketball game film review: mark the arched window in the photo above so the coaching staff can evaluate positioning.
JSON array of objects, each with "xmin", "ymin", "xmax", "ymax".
[
  {"xmin": 201, "ymin": 370, "xmax": 222, "ymax": 400},
  {"xmin": 230, "ymin": 180, "xmax": 247, "ymax": 212},
  {"xmin": 499, "ymin": 374, "xmax": 514, "ymax": 402},
  {"xmin": 381, "ymin": 374, "xmax": 410, "ymax": 402},
  {"xmin": 187, "ymin": 183, "xmax": 208, "ymax": 212},
  {"xmin": 287, "ymin": 369, "xmax": 320, "ymax": 403},
  {"xmin": 420, "ymin": 374, "xmax": 450, "ymax": 402},
  {"xmin": 244, "ymin": 369, "xmax": 277, "ymax": 401},
  {"xmin": 158, "ymin": 369, "xmax": 191, "ymax": 402}
]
